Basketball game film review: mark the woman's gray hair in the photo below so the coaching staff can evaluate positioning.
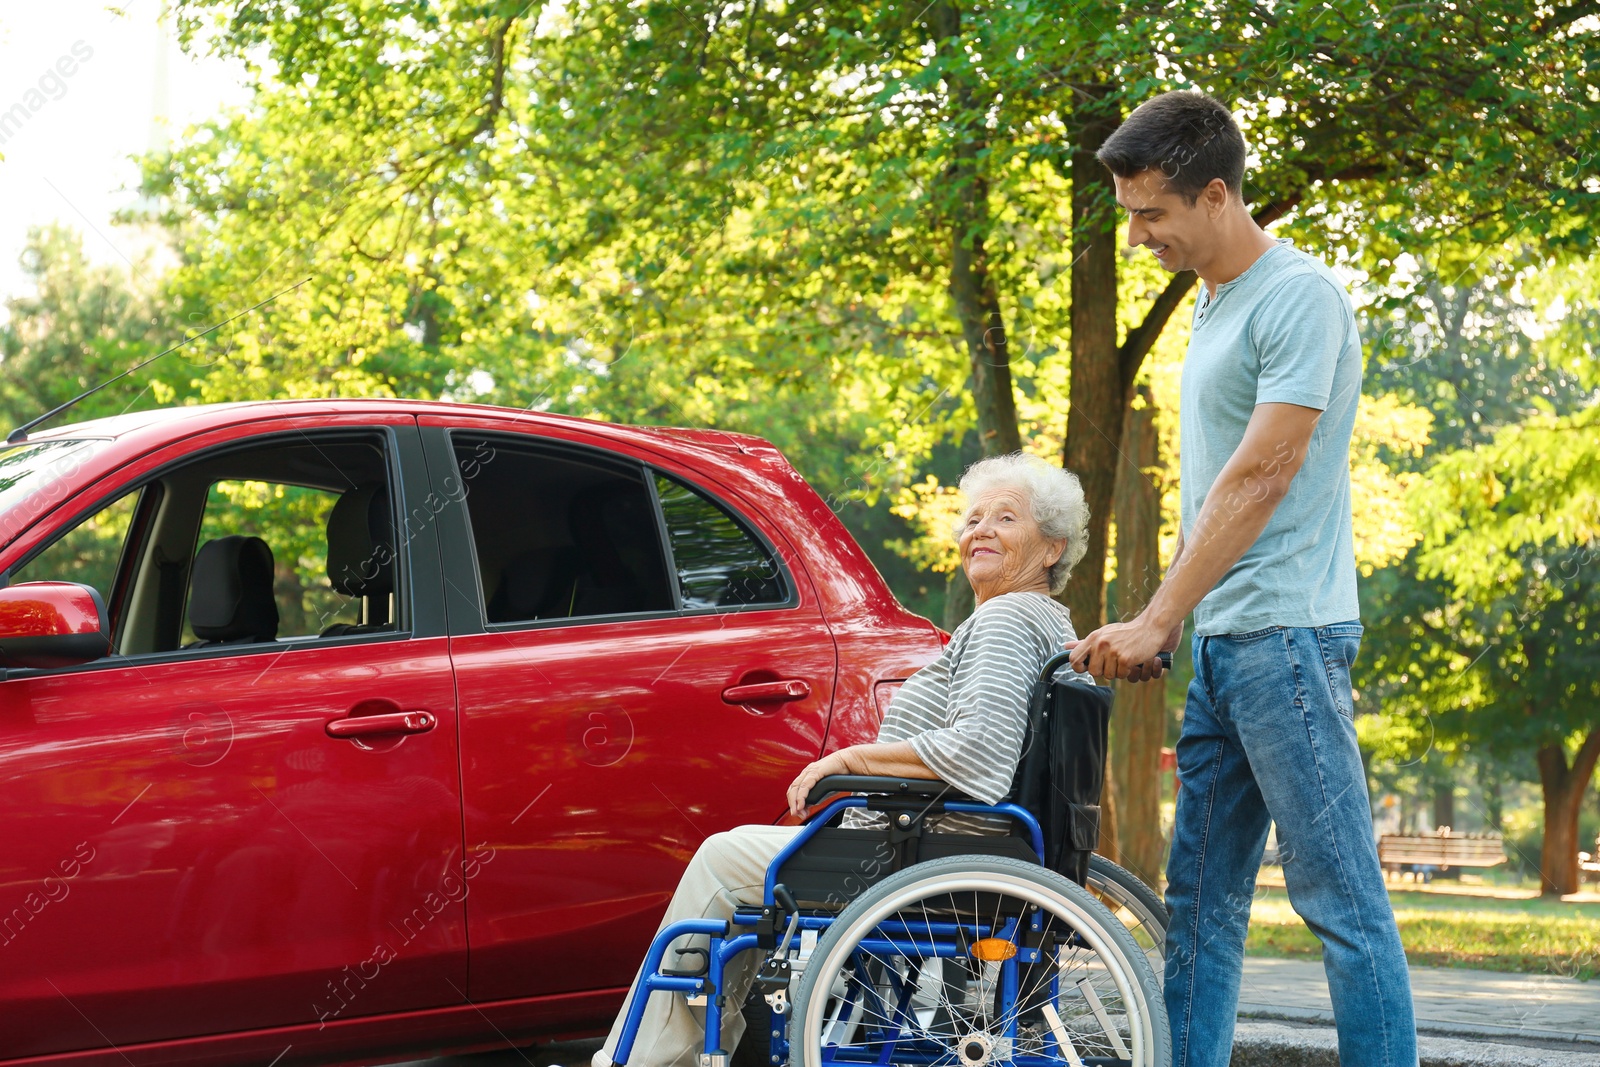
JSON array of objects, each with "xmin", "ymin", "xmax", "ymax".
[{"xmin": 954, "ymin": 453, "xmax": 1090, "ymax": 595}]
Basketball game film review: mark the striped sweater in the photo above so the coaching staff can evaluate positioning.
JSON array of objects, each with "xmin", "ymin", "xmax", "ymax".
[{"xmin": 844, "ymin": 590, "xmax": 1084, "ymax": 835}]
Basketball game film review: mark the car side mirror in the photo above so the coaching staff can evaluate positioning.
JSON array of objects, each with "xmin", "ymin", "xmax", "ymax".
[{"xmin": 0, "ymin": 581, "xmax": 111, "ymax": 669}]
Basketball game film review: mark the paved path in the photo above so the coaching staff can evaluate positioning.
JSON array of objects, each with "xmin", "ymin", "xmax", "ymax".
[
  {"xmin": 1239, "ymin": 957, "xmax": 1600, "ymax": 1047},
  {"xmin": 1234, "ymin": 1021, "xmax": 1600, "ymax": 1066},
  {"xmin": 386, "ymin": 959, "xmax": 1600, "ymax": 1067}
]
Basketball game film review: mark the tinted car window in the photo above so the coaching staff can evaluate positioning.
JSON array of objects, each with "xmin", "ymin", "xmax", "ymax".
[
  {"xmin": 452, "ymin": 436, "xmax": 674, "ymax": 623},
  {"xmin": 654, "ymin": 474, "xmax": 786, "ymax": 609}
]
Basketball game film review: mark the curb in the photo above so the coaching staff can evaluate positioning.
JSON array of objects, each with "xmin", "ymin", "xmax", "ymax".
[
  {"xmin": 1234, "ymin": 1021, "xmax": 1600, "ymax": 1066},
  {"xmin": 1240, "ymin": 1006, "xmax": 1600, "ymax": 1051}
]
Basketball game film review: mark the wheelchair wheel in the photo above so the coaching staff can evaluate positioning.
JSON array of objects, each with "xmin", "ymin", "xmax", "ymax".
[
  {"xmin": 790, "ymin": 855, "xmax": 1168, "ymax": 1067},
  {"xmin": 1086, "ymin": 855, "xmax": 1167, "ymax": 983}
]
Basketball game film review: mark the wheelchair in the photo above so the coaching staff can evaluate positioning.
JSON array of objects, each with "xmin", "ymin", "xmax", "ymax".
[{"xmin": 611, "ymin": 651, "xmax": 1172, "ymax": 1067}]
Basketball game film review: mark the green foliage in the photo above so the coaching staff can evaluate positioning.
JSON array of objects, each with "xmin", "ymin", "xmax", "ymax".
[
  {"xmin": 1364, "ymin": 257, "xmax": 1592, "ymax": 459},
  {"xmin": 1506, "ymin": 822, "xmax": 1545, "ymax": 880},
  {"xmin": 1247, "ymin": 885, "xmax": 1600, "ymax": 979},
  {"xmin": 1414, "ymin": 407, "xmax": 1600, "ymax": 596},
  {"xmin": 146, "ymin": 0, "xmax": 1600, "ymax": 524},
  {"xmin": 1168, "ymin": 0, "xmax": 1600, "ymax": 274},
  {"xmin": 1353, "ymin": 245, "xmax": 1600, "ymax": 774},
  {"xmin": 0, "ymin": 226, "xmax": 192, "ymax": 432}
]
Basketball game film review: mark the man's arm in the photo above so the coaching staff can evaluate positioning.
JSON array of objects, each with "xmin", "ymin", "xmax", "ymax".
[{"xmin": 1067, "ymin": 401, "xmax": 1322, "ymax": 680}]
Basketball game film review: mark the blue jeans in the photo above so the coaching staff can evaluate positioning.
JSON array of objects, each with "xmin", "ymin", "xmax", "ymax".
[{"xmin": 1164, "ymin": 623, "xmax": 1416, "ymax": 1067}]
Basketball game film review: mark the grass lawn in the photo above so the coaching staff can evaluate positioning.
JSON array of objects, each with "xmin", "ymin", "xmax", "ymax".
[{"xmin": 1244, "ymin": 883, "xmax": 1600, "ymax": 979}]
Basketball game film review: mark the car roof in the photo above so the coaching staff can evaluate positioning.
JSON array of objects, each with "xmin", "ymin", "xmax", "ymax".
[{"xmin": 16, "ymin": 398, "xmax": 774, "ymax": 457}]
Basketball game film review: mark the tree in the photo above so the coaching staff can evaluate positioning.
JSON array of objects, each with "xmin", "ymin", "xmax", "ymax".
[
  {"xmin": 1408, "ymin": 423, "xmax": 1600, "ymax": 896},
  {"xmin": 149, "ymin": 0, "xmax": 1599, "ymax": 874},
  {"xmin": 1104, "ymin": 384, "xmax": 1167, "ymax": 885},
  {"xmin": 0, "ymin": 226, "xmax": 189, "ymax": 432},
  {"xmin": 166, "ymin": 0, "xmax": 1598, "ymax": 643},
  {"xmin": 1358, "ymin": 257, "xmax": 1600, "ymax": 896}
]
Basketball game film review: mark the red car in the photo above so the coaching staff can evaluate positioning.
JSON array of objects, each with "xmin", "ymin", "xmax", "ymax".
[{"xmin": 0, "ymin": 399, "xmax": 942, "ymax": 1066}]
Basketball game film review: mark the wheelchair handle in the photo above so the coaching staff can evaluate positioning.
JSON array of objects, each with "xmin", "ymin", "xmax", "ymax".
[{"xmin": 1041, "ymin": 648, "xmax": 1171, "ymax": 682}]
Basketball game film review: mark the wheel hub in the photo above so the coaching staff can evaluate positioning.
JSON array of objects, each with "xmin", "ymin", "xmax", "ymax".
[{"xmin": 955, "ymin": 1032, "xmax": 993, "ymax": 1067}]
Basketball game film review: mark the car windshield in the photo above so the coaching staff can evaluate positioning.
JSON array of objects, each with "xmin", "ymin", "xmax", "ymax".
[{"xmin": 0, "ymin": 438, "xmax": 110, "ymax": 545}]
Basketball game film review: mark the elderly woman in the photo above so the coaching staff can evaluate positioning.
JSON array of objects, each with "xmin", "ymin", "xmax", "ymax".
[{"xmin": 593, "ymin": 452, "xmax": 1090, "ymax": 1067}]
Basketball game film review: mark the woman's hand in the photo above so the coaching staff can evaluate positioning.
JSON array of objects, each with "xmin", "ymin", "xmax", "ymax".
[
  {"xmin": 786, "ymin": 749, "xmax": 853, "ymax": 820},
  {"xmin": 784, "ymin": 742, "xmax": 938, "ymax": 820}
]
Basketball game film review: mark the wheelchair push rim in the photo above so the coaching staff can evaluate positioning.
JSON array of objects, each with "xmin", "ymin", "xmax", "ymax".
[
  {"xmin": 1084, "ymin": 855, "xmax": 1167, "ymax": 986},
  {"xmin": 789, "ymin": 856, "xmax": 1167, "ymax": 1067}
]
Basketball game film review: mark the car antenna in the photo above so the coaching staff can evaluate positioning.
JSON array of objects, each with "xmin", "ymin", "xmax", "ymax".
[{"xmin": 5, "ymin": 277, "xmax": 311, "ymax": 445}]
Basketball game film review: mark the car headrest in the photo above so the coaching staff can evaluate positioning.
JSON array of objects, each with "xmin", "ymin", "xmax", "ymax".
[
  {"xmin": 190, "ymin": 535, "xmax": 279, "ymax": 643},
  {"xmin": 326, "ymin": 485, "xmax": 394, "ymax": 598},
  {"xmin": 570, "ymin": 483, "xmax": 651, "ymax": 580}
]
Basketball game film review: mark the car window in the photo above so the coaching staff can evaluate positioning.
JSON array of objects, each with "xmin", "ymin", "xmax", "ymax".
[
  {"xmin": 9, "ymin": 490, "xmax": 139, "ymax": 607},
  {"xmin": 165, "ymin": 434, "xmax": 397, "ymax": 649},
  {"xmin": 4, "ymin": 432, "xmax": 398, "ymax": 661},
  {"xmin": 180, "ymin": 480, "xmax": 363, "ymax": 643},
  {"xmin": 653, "ymin": 474, "xmax": 787, "ymax": 609},
  {"xmin": 0, "ymin": 438, "xmax": 112, "ymax": 543},
  {"xmin": 451, "ymin": 436, "xmax": 675, "ymax": 624}
]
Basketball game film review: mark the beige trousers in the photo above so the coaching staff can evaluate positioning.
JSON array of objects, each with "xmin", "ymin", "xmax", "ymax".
[{"xmin": 595, "ymin": 824, "xmax": 802, "ymax": 1067}]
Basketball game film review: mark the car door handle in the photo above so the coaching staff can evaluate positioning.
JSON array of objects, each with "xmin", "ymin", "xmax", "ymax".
[
  {"xmin": 326, "ymin": 711, "xmax": 437, "ymax": 738},
  {"xmin": 721, "ymin": 680, "xmax": 811, "ymax": 705}
]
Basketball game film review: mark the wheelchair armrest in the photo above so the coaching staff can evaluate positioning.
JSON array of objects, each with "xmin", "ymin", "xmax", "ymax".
[{"xmin": 805, "ymin": 774, "xmax": 966, "ymax": 807}]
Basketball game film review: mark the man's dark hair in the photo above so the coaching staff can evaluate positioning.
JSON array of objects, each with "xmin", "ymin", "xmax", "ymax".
[{"xmin": 1096, "ymin": 91, "xmax": 1246, "ymax": 204}]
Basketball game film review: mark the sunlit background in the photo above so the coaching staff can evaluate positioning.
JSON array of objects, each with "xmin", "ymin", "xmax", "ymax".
[
  {"xmin": 0, "ymin": 1, "xmax": 246, "ymax": 304},
  {"xmin": 0, "ymin": 0, "xmax": 1596, "ymax": 939}
]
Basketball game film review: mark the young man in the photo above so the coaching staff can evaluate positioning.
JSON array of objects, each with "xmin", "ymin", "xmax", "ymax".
[{"xmin": 1066, "ymin": 91, "xmax": 1417, "ymax": 1067}]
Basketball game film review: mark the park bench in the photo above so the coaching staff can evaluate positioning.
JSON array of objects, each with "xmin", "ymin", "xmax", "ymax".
[{"xmin": 1378, "ymin": 831, "xmax": 1506, "ymax": 879}]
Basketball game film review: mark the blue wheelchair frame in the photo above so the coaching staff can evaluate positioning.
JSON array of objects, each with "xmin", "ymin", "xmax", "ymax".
[{"xmin": 610, "ymin": 794, "xmax": 1048, "ymax": 1067}]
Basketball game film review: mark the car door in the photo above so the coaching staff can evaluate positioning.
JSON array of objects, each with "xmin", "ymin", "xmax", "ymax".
[
  {"xmin": 0, "ymin": 417, "xmax": 468, "ymax": 1057},
  {"xmin": 418, "ymin": 418, "xmax": 837, "ymax": 1008}
]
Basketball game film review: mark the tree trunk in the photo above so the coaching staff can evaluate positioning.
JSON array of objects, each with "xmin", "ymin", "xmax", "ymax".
[
  {"xmin": 1432, "ymin": 783, "xmax": 1455, "ymax": 832},
  {"xmin": 1059, "ymin": 93, "xmax": 1122, "ymax": 640},
  {"xmin": 931, "ymin": 0, "xmax": 1020, "ymax": 465},
  {"xmin": 948, "ymin": 220, "xmax": 1021, "ymax": 458},
  {"xmin": 1535, "ymin": 731, "xmax": 1600, "ymax": 897},
  {"xmin": 929, "ymin": 1, "xmax": 1015, "ymax": 637},
  {"xmin": 1056, "ymin": 95, "xmax": 1196, "ymax": 870},
  {"xmin": 1098, "ymin": 774, "xmax": 1120, "ymax": 868},
  {"xmin": 1106, "ymin": 385, "xmax": 1167, "ymax": 886},
  {"xmin": 942, "ymin": 570, "xmax": 975, "ymax": 632}
]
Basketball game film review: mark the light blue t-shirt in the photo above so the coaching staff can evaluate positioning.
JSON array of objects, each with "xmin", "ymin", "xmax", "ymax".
[{"xmin": 1179, "ymin": 238, "xmax": 1362, "ymax": 636}]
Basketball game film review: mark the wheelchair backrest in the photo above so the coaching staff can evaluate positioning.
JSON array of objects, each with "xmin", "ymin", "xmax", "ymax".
[{"xmin": 1007, "ymin": 650, "xmax": 1113, "ymax": 885}]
